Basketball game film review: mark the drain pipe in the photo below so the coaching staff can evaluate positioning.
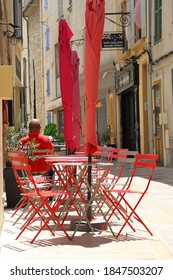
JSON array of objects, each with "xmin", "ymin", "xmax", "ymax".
[{"xmin": 147, "ymin": 0, "xmax": 154, "ymax": 153}]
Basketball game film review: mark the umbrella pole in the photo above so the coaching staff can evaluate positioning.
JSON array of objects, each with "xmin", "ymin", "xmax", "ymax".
[{"xmin": 87, "ymin": 153, "xmax": 92, "ymax": 220}]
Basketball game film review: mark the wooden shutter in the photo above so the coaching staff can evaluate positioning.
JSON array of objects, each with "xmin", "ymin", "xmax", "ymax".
[
  {"xmin": 154, "ymin": 0, "xmax": 162, "ymax": 43},
  {"xmin": 141, "ymin": 0, "xmax": 146, "ymax": 38},
  {"xmin": 126, "ymin": 0, "xmax": 135, "ymax": 49}
]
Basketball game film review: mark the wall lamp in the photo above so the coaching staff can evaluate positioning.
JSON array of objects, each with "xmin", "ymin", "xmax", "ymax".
[
  {"xmin": 103, "ymin": 70, "xmax": 116, "ymax": 79},
  {"xmin": 0, "ymin": 22, "xmax": 21, "ymax": 39}
]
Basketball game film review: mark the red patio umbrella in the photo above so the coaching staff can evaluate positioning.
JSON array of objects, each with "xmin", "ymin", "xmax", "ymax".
[
  {"xmin": 72, "ymin": 50, "xmax": 81, "ymax": 149},
  {"xmin": 84, "ymin": 0, "xmax": 105, "ymax": 220},
  {"xmin": 58, "ymin": 19, "xmax": 74, "ymax": 153},
  {"xmin": 84, "ymin": 0, "xmax": 105, "ymax": 155}
]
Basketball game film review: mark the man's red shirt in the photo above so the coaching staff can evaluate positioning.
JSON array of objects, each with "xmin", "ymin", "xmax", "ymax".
[{"xmin": 21, "ymin": 132, "xmax": 53, "ymax": 173}]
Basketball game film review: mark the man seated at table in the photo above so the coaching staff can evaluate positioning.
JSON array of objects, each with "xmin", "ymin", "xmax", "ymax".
[{"xmin": 20, "ymin": 119, "xmax": 54, "ymax": 177}]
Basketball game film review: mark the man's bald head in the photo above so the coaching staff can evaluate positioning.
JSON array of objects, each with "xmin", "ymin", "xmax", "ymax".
[{"xmin": 29, "ymin": 119, "xmax": 41, "ymax": 132}]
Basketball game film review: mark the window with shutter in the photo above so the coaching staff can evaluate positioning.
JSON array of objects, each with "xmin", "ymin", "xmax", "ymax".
[
  {"xmin": 45, "ymin": 26, "xmax": 50, "ymax": 51},
  {"xmin": 46, "ymin": 112, "xmax": 51, "ymax": 124},
  {"xmin": 13, "ymin": 0, "xmax": 22, "ymax": 39},
  {"xmin": 44, "ymin": 0, "xmax": 48, "ymax": 10},
  {"xmin": 154, "ymin": 0, "xmax": 162, "ymax": 44},
  {"xmin": 46, "ymin": 69, "xmax": 50, "ymax": 96},
  {"xmin": 0, "ymin": 1, "xmax": 3, "ymax": 19},
  {"xmin": 58, "ymin": 0, "xmax": 63, "ymax": 18}
]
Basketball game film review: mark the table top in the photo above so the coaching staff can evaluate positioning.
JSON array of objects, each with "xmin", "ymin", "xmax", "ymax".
[{"xmin": 45, "ymin": 155, "xmax": 98, "ymax": 163}]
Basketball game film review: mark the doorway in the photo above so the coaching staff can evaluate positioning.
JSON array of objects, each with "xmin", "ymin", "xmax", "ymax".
[{"xmin": 121, "ymin": 88, "xmax": 140, "ymax": 151}]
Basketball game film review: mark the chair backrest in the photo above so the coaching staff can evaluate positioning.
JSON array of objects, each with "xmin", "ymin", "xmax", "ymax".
[
  {"xmin": 126, "ymin": 153, "xmax": 158, "ymax": 192},
  {"xmin": 110, "ymin": 150, "xmax": 138, "ymax": 186},
  {"xmin": 8, "ymin": 150, "xmax": 25, "ymax": 158},
  {"xmin": 33, "ymin": 149, "xmax": 50, "ymax": 155},
  {"xmin": 133, "ymin": 153, "xmax": 158, "ymax": 180},
  {"xmin": 9, "ymin": 154, "xmax": 32, "ymax": 193},
  {"xmin": 9, "ymin": 153, "xmax": 46, "ymax": 198}
]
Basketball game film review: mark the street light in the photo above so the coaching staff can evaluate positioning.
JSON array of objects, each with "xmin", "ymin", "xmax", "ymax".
[{"xmin": 0, "ymin": 22, "xmax": 21, "ymax": 39}]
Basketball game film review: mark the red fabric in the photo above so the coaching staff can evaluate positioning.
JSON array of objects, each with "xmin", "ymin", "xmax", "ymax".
[
  {"xmin": 134, "ymin": 0, "xmax": 141, "ymax": 29},
  {"xmin": 84, "ymin": 0, "xmax": 105, "ymax": 155},
  {"xmin": 21, "ymin": 132, "xmax": 53, "ymax": 173},
  {"xmin": 58, "ymin": 19, "xmax": 74, "ymax": 153},
  {"xmin": 3, "ymin": 100, "xmax": 8, "ymax": 124},
  {"xmin": 72, "ymin": 50, "xmax": 81, "ymax": 148}
]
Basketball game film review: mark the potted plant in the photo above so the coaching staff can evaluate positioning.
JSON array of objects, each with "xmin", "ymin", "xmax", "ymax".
[
  {"xmin": 98, "ymin": 127, "xmax": 116, "ymax": 148},
  {"xmin": 43, "ymin": 122, "xmax": 65, "ymax": 153},
  {"xmin": 43, "ymin": 122, "xmax": 64, "ymax": 143},
  {"xmin": 3, "ymin": 123, "xmax": 38, "ymax": 208},
  {"xmin": 98, "ymin": 128, "xmax": 111, "ymax": 146}
]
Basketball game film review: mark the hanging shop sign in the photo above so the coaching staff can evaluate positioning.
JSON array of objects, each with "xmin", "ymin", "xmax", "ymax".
[{"xmin": 101, "ymin": 32, "xmax": 125, "ymax": 49}]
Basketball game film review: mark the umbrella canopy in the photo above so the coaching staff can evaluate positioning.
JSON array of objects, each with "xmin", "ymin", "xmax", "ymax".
[
  {"xmin": 84, "ymin": 0, "xmax": 105, "ymax": 155},
  {"xmin": 58, "ymin": 19, "xmax": 74, "ymax": 153},
  {"xmin": 72, "ymin": 50, "xmax": 81, "ymax": 148}
]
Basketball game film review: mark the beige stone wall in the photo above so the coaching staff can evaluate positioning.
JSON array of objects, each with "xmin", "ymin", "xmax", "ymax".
[
  {"xmin": 0, "ymin": 0, "xmax": 14, "ymax": 236},
  {"xmin": 24, "ymin": 0, "xmax": 45, "ymax": 126}
]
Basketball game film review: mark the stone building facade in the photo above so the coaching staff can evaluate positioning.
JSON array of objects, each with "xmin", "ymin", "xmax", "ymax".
[
  {"xmin": 23, "ymin": 0, "xmax": 45, "ymax": 126},
  {"xmin": 0, "ymin": 0, "xmax": 23, "ymax": 232}
]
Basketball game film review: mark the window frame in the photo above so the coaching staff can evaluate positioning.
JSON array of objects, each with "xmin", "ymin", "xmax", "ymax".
[
  {"xmin": 46, "ymin": 69, "xmax": 50, "ymax": 96},
  {"xmin": 154, "ymin": 0, "xmax": 162, "ymax": 44},
  {"xmin": 45, "ymin": 26, "xmax": 50, "ymax": 51}
]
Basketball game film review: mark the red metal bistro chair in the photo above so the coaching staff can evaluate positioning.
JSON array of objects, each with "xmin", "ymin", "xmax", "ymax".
[
  {"xmin": 9, "ymin": 153, "xmax": 72, "ymax": 243},
  {"xmin": 99, "ymin": 153, "xmax": 158, "ymax": 238},
  {"xmin": 9, "ymin": 150, "xmax": 56, "ymax": 225}
]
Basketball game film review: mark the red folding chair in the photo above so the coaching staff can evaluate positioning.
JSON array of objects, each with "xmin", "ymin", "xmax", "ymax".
[
  {"xmin": 100, "ymin": 153, "xmax": 158, "ymax": 238},
  {"xmin": 9, "ymin": 150, "xmax": 56, "ymax": 225},
  {"xmin": 9, "ymin": 153, "xmax": 72, "ymax": 243}
]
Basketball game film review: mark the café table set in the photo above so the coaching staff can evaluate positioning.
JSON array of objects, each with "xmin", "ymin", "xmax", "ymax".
[{"xmin": 9, "ymin": 150, "xmax": 158, "ymax": 243}]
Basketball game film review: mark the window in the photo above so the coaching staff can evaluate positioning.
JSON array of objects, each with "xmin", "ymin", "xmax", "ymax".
[
  {"xmin": 15, "ymin": 55, "xmax": 21, "ymax": 80},
  {"xmin": 55, "ymin": 44, "xmax": 61, "ymax": 97},
  {"xmin": 58, "ymin": 110, "xmax": 64, "ymax": 134},
  {"xmin": 55, "ymin": 44, "xmax": 60, "ymax": 78},
  {"xmin": 154, "ymin": 84, "xmax": 161, "ymax": 136},
  {"xmin": 46, "ymin": 69, "xmax": 50, "ymax": 96},
  {"xmin": 58, "ymin": 0, "xmax": 63, "ymax": 18},
  {"xmin": 44, "ymin": 0, "xmax": 48, "ymax": 10},
  {"xmin": 13, "ymin": 0, "xmax": 22, "ymax": 39},
  {"xmin": 154, "ymin": 0, "xmax": 162, "ymax": 44},
  {"xmin": 46, "ymin": 112, "xmax": 51, "ymax": 124},
  {"xmin": 45, "ymin": 26, "xmax": 50, "ymax": 51},
  {"xmin": 68, "ymin": 0, "xmax": 72, "ymax": 11},
  {"xmin": 0, "ymin": 1, "xmax": 2, "ymax": 20},
  {"xmin": 134, "ymin": 0, "xmax": 141, "ymax": 41}
]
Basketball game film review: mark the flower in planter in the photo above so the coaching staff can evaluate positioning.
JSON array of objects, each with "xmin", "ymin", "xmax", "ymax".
[{"xmin": 18, "ymin": 139, "xmax": 39, "ymax": 161}]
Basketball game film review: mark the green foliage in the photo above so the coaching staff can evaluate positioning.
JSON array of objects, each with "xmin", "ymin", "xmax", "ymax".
[
  {"xmin": 5, "ymin": 123, "xmax": 39, "ymax": 164},
  {"xmin": 43, "ymin": 122, "xmax": 64, "ymax": 144},
  {"xmin": 5, "ymin": 123, "xmax": 28, "ymax": 152},
  {"xmin": 98, "ymin": 128, "xmax": 111, "ymax": 146},
  {"xmin": 43, "ymin": 123, "xmax": 58, "ymax": 139},
  {"xmin": 18, "ymin": 140, "xmax": 39, "ymax": 161}
]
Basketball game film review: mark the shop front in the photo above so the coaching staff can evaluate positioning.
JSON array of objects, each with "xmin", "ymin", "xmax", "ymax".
[{"xmin": 115, "ymin": 62, "xmax": 140, "ymax": 151}]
